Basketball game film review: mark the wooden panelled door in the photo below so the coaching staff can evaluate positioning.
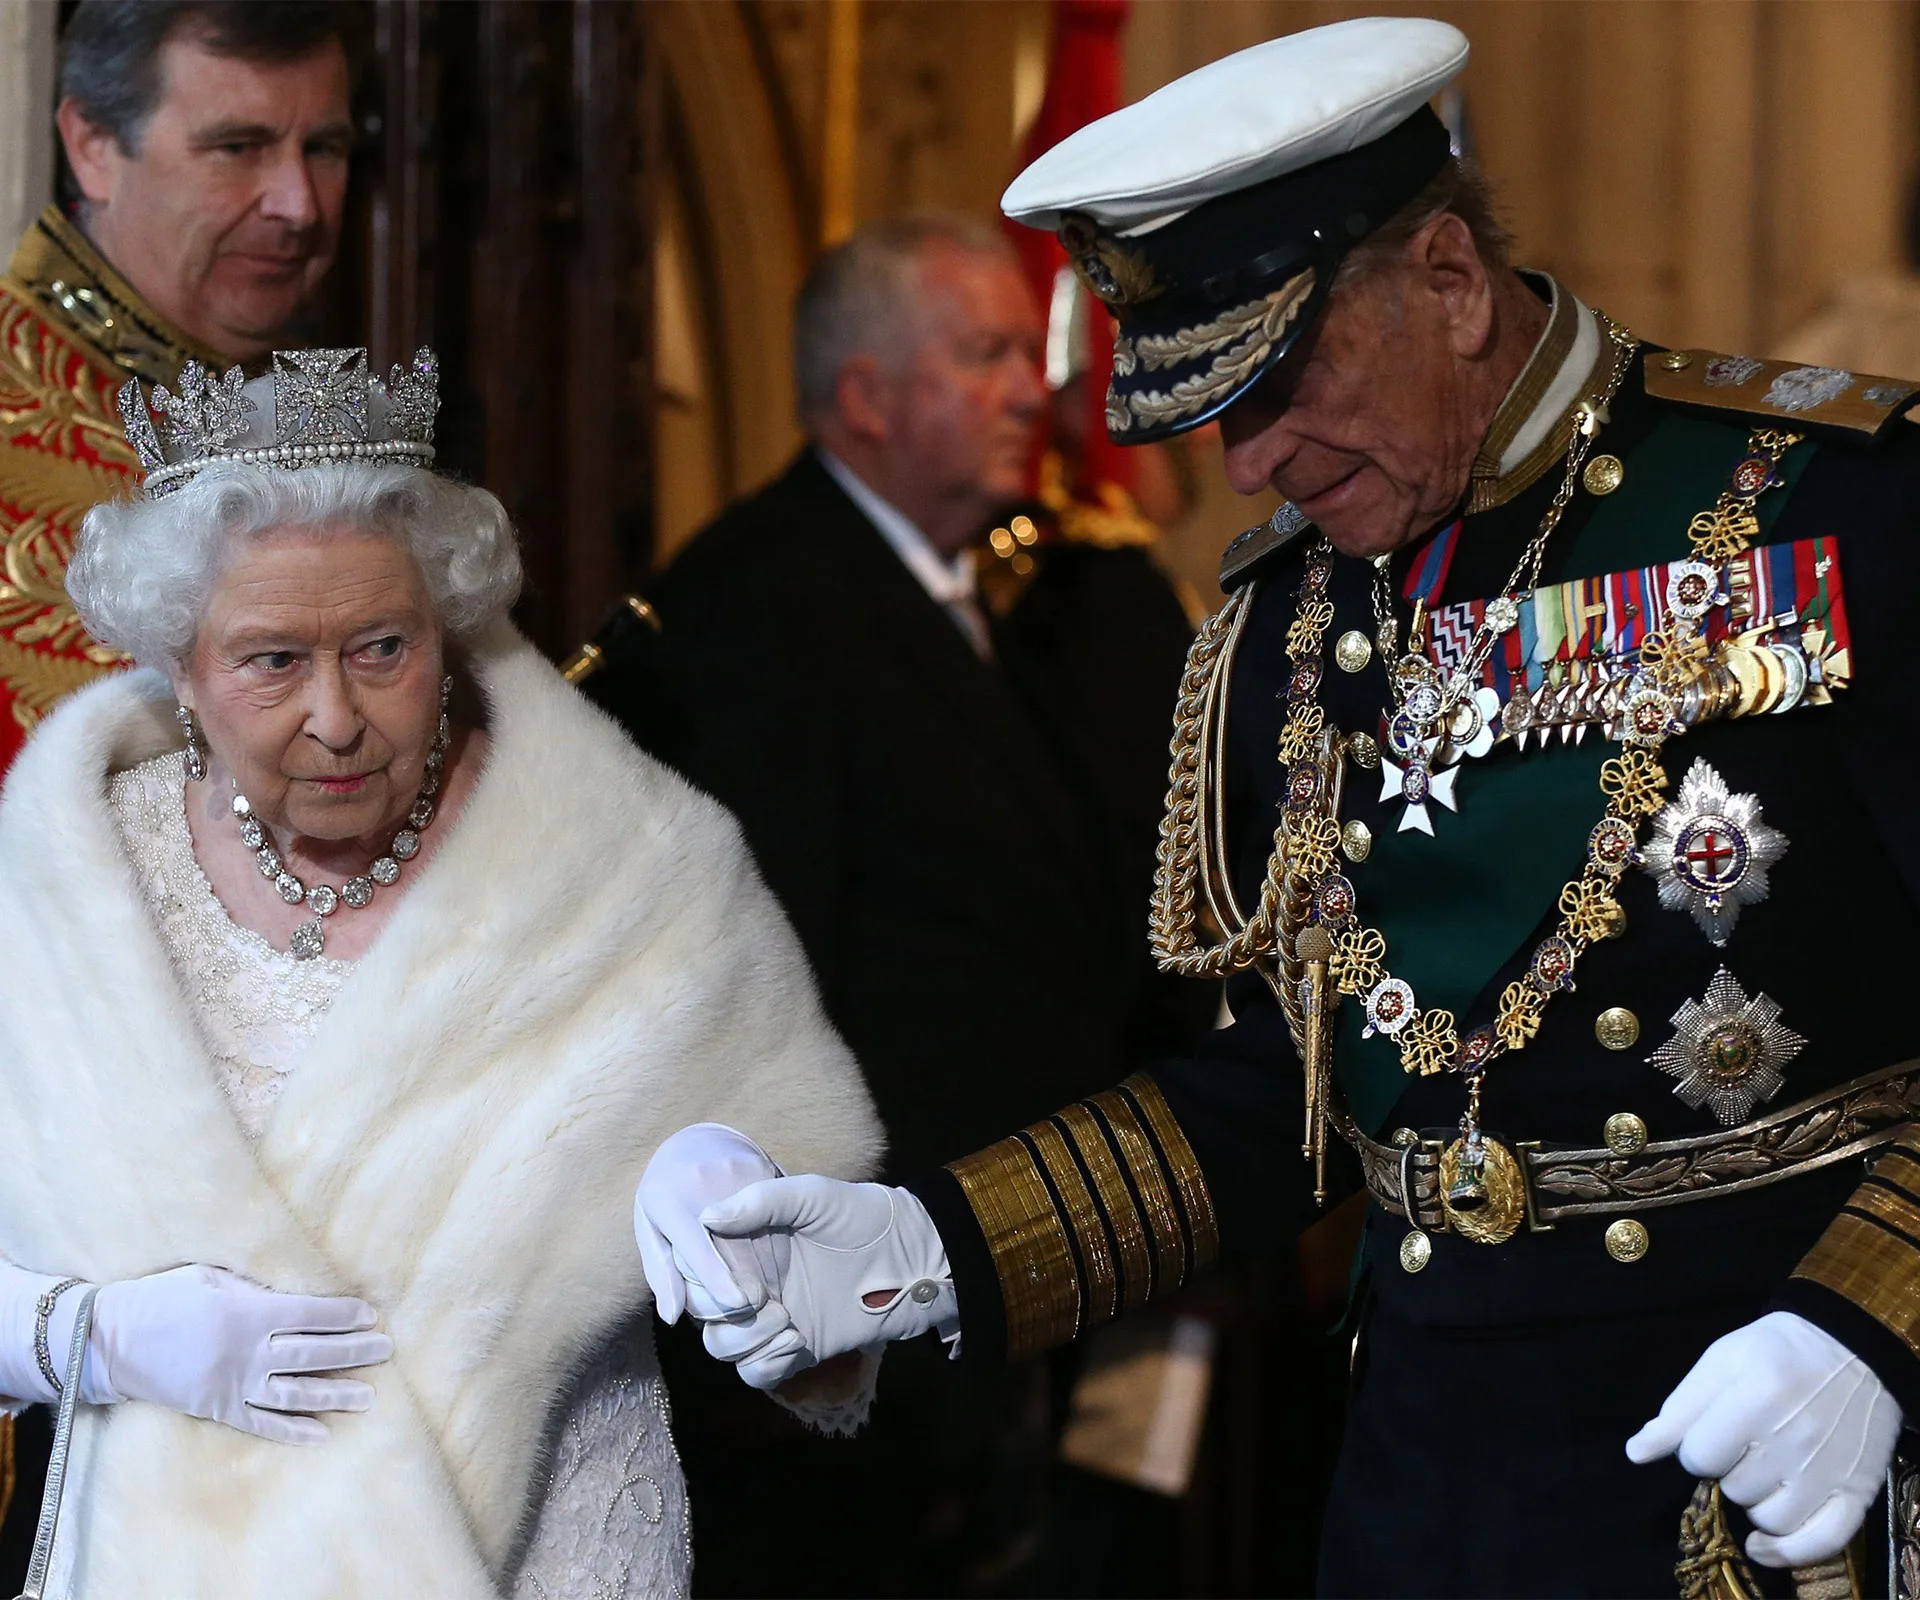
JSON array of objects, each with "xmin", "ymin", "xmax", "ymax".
[{"xmin": 335, "ymin": 0, "xmax": 658, "ymax": 659}]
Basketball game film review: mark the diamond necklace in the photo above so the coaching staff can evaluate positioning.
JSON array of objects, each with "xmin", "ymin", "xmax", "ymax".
[{"xmin": 231, "ymin": 675, "xmax": 452, "ymax": 961}]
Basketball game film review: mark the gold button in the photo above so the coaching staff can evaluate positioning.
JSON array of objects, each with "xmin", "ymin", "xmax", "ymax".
[
  {"xmin": 1334, "ymin": 630, "xmax": 1373, "ymax": 673},
  {"xmin": 1391, "ymin": 1127, "xmax": 1419, "ymax": 1148},
  {"xmin": 1604, "ymin": 1218, "xmax": 1650, "ymax": 1262},
  {"xmin": 1656, "ymin": 350, "xmax": 1692, "ymax": 371},
  {"xmin": 1399, "ymin": 1231, "xmax": 1432, "ymax": 1272},
  {"xmin": 1582, "ymin": 454, "xmax": 1624, "ymax": 496},
  {"xmin": 1595, "ymin": 1007, "xmax": 1641, "ymax": 1050},
  {"xmin": 1603, "ymin": 1112, "xmax": 1649, "ymax": 1155},
  {"xmin": 1341, "ymin": 820, "xmax": 1373, "ymax": 862},
  {"xmin": 1345, "ymin": 731, "xmax": 1380, "ymax": 771}
]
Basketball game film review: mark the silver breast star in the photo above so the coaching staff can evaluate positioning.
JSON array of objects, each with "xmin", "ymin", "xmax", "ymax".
[
  {"xmin": 1649, "ymin": 967, "xmax": 1806, "ymax": 1125},
  {"xmin": 1641, "ymin": 758, "xmax": 1787, "ymax": 945}
]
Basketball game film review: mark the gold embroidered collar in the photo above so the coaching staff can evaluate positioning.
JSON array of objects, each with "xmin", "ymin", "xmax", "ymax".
[
  {"xmin": 1468, "ymin": 271, "xmax": 1605, "ymax": 514},
  {"xmin": 4, "ymin": 205, "xmax": 225, "ymax": 386}
]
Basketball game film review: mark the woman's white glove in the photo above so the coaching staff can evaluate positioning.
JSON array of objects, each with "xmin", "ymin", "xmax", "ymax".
[
  {"xmin": 1626, "ymin": 1310, "xmax": 1901, "ymax": 1569},
  {"xmin": 696, "ymin": 1176, "xmax": 958, "ymax": 1391},
  {"xmin": 91, "ymin": 1264, "xmax": 393, "ymax": 1445},
  {"xmin": 634, "ymin": 1122, "xmax": 785, "ymax": 1323},
  {"xmin": 0, "ymin": 1261, "xmax": 389, "ymax": 1443}
]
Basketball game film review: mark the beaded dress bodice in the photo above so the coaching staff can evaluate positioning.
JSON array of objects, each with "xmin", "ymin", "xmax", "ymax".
[
  {"xmin": 104, "ymin": 751, "xmax": 692, "ymax": 1598},
  {"xmin": 107, "ymin": 751, "xmax": 350, "ymax": 1136}
]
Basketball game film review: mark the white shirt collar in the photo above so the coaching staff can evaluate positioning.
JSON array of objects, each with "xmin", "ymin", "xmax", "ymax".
[{"xmin": 817, "ymin": 449, "xmax": 977, "ymax": 607}]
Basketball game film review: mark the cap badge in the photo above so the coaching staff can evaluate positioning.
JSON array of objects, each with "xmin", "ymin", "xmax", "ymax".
[
  {"xmin": 1641, "ymin": 758, "xmax": 1786, "ymax": 946},
  {"xmin": 1058, "ymin": 215, "xmax": 1163, "ymax": 309},
  {"xmin": 1649, "ymin": 966, "xmax": 1805, "ymax": 1125}
]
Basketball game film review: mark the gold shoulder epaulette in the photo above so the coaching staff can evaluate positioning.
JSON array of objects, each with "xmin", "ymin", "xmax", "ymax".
[
  {"xmin": 1645, "ymin": 349, "xmax": 1920, "ymax": 441},
  {"xmin": 1219, "ymin": 502, "xmax": 1310, "ymax": 588}
]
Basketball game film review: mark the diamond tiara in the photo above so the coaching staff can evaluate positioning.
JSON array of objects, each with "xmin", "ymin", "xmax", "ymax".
[{"xmin": 116, "ymin": 346, "xmax": 441, "ymax": 498}]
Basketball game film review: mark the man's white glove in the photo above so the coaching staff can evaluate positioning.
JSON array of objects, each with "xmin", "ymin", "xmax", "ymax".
[
  {"xmin": 634, "ymin": 1122, "xmax": 785, "ymax": 1323},
  {"xmin": 0, "ymin": 1261, "xmax": 390, "ymax": 1444},
  {"xmin": 1626, "ymin": 1310, "xmax": 1901, "ymax": 1569},
  {"xmin": 696, "ymin": 1176, "xmax": 958, "ymax": 1390}
]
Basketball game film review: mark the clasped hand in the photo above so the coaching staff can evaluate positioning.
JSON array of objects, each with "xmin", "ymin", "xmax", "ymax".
[
  {"xmin": 1627, "ymin": 1311, "xmax": 1901, "ymax": 1569},
  {"xmin": 634, "ymin": 1124, "xmax": 958, "ymax": 1389}
]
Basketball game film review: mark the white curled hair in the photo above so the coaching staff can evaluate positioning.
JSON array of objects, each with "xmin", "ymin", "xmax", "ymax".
[{"xmin": 68, "ymin": 461, "xmax": 523, "ymax": 670}]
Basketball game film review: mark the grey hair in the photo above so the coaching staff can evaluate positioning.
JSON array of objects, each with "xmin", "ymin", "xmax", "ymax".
[
  {"xmin": 1334, "ymin": 155, "xmax": 1516, "ymax": 290},
  {"xmin": 68, "ymin": 462, "xmax": 523, "ymax": 670},
  {"xmin": 792, "ymin": 212, "xmax": 1016, "ymax": 424}
]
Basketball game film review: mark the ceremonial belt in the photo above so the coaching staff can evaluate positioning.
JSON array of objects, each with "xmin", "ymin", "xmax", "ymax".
[{"xmin": 1351, "ymin": 1058, "xmax": 1920, "ymax": 1233}]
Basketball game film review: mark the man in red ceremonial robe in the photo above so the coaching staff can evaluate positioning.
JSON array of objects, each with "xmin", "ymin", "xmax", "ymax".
[{"xmin": 0, "ymin": 0, "xmax": 353, "ymax": 776}]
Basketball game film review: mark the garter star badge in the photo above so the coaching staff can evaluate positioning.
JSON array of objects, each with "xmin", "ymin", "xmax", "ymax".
[
  {"xmin": 1648, "ymin": 967, "xmax": 1806, "ymax": 1125},
  {"xmin": 1641, "ymin": 758, "xmax": 1786, "ymax": 945}
]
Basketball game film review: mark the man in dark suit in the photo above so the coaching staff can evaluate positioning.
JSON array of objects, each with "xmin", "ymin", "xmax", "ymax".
[{"xmin": 631, "ymin": 214, "xmax": 1208, "ymax": 1594}]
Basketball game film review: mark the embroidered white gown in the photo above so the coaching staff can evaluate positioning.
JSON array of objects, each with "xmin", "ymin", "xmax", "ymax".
[{"xmin": 107, "ymin": 752, "xmax": 693, "ymax": 1600}]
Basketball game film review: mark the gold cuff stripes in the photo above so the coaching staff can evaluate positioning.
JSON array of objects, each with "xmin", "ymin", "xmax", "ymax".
[
  {"xmin": 1792, "ymin": 1138, "xmax": 1920, "ymax": 1363},
  {"xmin": 945, "ymin": 1072, "xmax": 1221, "ymax": 1361}
]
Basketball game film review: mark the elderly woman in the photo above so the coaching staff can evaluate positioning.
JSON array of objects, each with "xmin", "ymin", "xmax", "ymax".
[{"xmin": 0, "ymin": 349, "xmax": 879, "ymax": 1598}]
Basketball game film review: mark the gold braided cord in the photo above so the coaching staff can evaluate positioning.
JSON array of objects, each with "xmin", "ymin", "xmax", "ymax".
[{"xmin": 1148, "ymin": 585, "xmax": 1286, "ymax": 978}]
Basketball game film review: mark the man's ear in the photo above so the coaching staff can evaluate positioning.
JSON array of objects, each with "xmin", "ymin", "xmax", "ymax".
[
  {"xmin": 1414, "ymin": 213, "xmax": 1496, "ymax": 361},
  {"xmin": 833, "ymin": 354, "xmax": 893, "ymax": 445},
  {"xmin": 56, "ymin": 97, "xmax": 124, "ymax": 208}
]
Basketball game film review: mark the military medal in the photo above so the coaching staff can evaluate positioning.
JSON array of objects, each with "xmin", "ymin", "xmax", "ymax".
[
  {"xmin": 1642, "ymin": 758, "xmax": 1786, "ymax": 945},
  {"xmin": 1379, "ymin": 741, "xmax": 1459, "ymax": 834},
  {"xmin": 1649, "ymin": 967, "xmax": 1806, "ymax": 1124}
]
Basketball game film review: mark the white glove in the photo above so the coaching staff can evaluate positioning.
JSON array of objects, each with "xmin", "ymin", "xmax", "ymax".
[
  {"xmin": 1626, "ymin": 1310, "xmax": 1901, "ymax": 1568},
  {"xmin": 92, "ymin": 1264, "xmax": 393, "ymax": 1445},
  {"xmin": 0, "ymin": 1261, "xmax": 390, "ymax": 1444},
  {"xmin": 697, "ymin": 1176, "xmax": 958, "ymax": 1390},
  {"xmin": 634, "ymin": 1122, "xmax": 785, "ymax": 1323}
]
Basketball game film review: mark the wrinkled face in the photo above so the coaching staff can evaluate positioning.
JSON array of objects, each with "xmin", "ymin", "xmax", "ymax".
[
  {"xmin": 62, "ymin": 31, "xmax": 352, "ymax": 359},
  {"xmin": 889, "ymin": 247, "xmax": 1047, "ymax": 507},
  {"xmin": 1218, "ymin": 260, "xmax": 1485, "ymax": 559},
  {"xmin": 177, "ymin": 529, "xmax": 445, "ymax": 844}
]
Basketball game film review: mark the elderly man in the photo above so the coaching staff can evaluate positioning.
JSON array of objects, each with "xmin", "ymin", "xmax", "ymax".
[
  {"xmin": 0, "ymin": 0, "xmax": 351, "ymax": 1560},
  {"xmin": 618, "ymin": 213, "xmax": 1208, "ymax": 1593},
  {"xmin": 638, "ymin": 18, "xmax": 1920, "ymax": 1595},
  {"xmin": 0, "ymin": 0, "xmax": 352, "ymax": 773}
]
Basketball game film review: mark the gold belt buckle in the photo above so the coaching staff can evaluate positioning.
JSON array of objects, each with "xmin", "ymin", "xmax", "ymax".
[{"xmin": 1437, "ymin": 1130, "xmax": 1529, "ymax": 1244}]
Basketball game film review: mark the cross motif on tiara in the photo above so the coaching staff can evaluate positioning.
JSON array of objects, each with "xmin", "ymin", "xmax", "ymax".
[{"xmin": 273, "ymin": 348, "xmax": 371, "ymax": 445}]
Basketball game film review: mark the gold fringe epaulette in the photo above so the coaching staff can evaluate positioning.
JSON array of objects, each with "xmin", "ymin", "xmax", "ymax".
[
  {"xmin": 945, "ymin": 1072, "xmax": 1220, "ymax": 1361},
  {"xmin": 1645, "ymin": 349, "xmax": 1920, "ymax": 442}
]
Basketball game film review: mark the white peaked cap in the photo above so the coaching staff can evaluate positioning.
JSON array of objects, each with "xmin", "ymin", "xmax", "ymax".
[{"xmin": 1002, "ymin": 17, "xmax": 1469, "ymax": 232}]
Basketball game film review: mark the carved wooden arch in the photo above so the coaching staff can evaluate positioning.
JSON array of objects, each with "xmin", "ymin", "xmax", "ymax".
[{"xmin": 652, "ymin": 2, "xmax": 811, "ymax": 522}]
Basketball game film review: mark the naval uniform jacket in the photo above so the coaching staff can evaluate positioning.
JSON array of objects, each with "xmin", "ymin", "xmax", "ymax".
[{"xmin": 901, "ymin": 287, "xmax": 1920, "ymax": 1590}]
